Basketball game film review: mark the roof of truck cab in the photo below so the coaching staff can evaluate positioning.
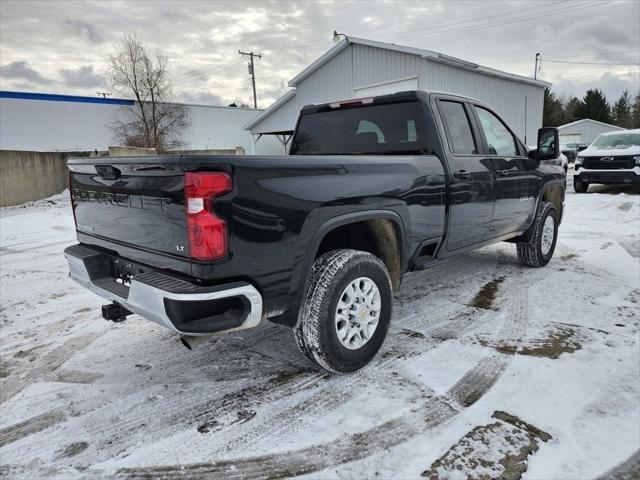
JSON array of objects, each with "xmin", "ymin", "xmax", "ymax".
[{"xmin": 298, "ymin": 90, "xmax": 491, "ymax": 115}]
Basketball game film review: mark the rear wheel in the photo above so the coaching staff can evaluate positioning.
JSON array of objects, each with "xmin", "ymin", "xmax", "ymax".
[
  {"xmin": 294, "ymin": 249, "xmax": 392, "ymax": 373},
  {"xmin": 574, "ymin": 178, "xmax": 588, "ymax": 193},
  {"xmin": 517, "ymin": 202, "xmax": 558, "ymax": 267}
]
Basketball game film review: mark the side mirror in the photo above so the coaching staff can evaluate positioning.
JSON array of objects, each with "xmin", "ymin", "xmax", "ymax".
[
  {"xmin": 577, "ymin": 145, "xmax": 588, "ymax": 152},
  {"xmin": 537, "ymin": 127, "xmax": 559, "ymax": 160}
]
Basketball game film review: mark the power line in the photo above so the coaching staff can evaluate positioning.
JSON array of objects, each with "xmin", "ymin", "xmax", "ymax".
[
  {"xmin": 383, "ymin": 0, "xmax": 565, "ymax": 42},
  {"xmin": 259, "ymin": 0, "xmax": 565, "ymax": 52},
  {"xmin": 544, "ymin": 59, "xmax": 640, "ymax": 66},
  {"xmin": 473, "ymin": 50, "xmax": 640, "ymax": 65},
  {"xmin": 174, "ymin": 59, "xmax": 244, "ymax": 82},
  {"xmin": 387, "ymin": 0, "xmax": 614, "ymax": 43}
]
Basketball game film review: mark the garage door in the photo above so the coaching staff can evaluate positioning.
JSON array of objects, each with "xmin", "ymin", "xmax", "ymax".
[
  {"xmin": 353, "ymin": 75, "xmax": 419, "ymax": 98},
  {"xmin": 559, "ymin": 133, "xmax": 582, "ymax": 144}
]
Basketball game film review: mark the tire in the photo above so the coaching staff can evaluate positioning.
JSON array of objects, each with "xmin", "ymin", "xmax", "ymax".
[
  {"xmin": 517, "ymin": 202, "xmax": 558, "ymax": 267},
  {"xmin": 574, "ymin": 178, "xmax": 588, "ymax": 193},
  {"xmin": 294, "ymin": 249, "xmax": 393, "ymax": 373}
]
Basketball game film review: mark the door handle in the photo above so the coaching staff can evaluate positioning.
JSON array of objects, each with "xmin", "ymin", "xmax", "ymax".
[
  {"xmin": 454, "ymin": 170, "xmax": 471, "ymax": 179},
  {"xmin": 495, "ymin": 169, "xmax": 508, "ymax": 176}
]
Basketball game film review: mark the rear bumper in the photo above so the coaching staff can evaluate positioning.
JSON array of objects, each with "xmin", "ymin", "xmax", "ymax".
[
  {"xmin": 574, "ymin": 167, "xmax": 640, "ymax": 185},
  {"xmin": 64, "ymin": 244, "xmax": 263, "ymax": 336}
]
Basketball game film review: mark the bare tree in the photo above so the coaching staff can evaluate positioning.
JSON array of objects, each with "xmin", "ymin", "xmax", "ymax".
[{"xmin": 108, "ymin": 34, "xmax": 188, "ymax": 152}]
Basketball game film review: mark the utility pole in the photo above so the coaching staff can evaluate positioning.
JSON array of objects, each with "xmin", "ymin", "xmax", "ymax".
[
  {"xmin": 534, "ymin": 53, "xmax": 541, "ymax": 79},
  {"xmin": 238, "ymin": 50, "xmax": 262, "ymax": 108}
]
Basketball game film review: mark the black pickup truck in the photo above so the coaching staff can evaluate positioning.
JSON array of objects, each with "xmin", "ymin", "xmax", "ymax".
[{"xmin": 65, "ymin": 91, "xmax": 565, "ymax": 373}]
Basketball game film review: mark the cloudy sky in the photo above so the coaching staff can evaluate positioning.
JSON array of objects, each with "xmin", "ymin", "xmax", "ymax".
[{"xmin": 1, "ymin": 0, "xmax": 638, "ymax": 109}]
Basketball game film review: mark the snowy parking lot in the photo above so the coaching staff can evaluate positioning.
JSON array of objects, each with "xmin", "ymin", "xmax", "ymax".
[{"xmin": 1, "ymin": 178, "xmax": 639, "ymax": 479}]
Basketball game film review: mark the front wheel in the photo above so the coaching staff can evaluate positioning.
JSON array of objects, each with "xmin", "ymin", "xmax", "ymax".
[
  {"xmin": 517, "ymin": 202, "xmax": 558, "ymax": 267},
  {"xmin": 294, "ymin": 249, "xmax": 393, "ymax": 373},
  {"xmin": 574, "ymin": 178, "xmax": 588, "ymax": 193}
]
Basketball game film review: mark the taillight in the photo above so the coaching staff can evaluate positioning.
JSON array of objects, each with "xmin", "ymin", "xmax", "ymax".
[{"xmin": 185, "ymin": 172, "xmax": 232, "ymax": 261}]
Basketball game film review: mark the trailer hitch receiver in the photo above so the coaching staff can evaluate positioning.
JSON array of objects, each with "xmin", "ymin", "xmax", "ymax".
[{"xmin": 102, "ymin": 302, "xmax": 132, "ymax": 322}]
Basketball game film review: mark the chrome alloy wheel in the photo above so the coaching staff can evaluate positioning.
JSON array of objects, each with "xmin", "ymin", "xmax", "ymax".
[
  {"xmin": 335, "ymin": 277, "xmax": 381, "ymax": 350},
  {"xmin": 541, "ymin": 215, "xmax": 555, "ymax": 255}
]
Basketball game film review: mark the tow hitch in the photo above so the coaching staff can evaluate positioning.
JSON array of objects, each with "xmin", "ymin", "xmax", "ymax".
[{"xmin": 102, "ymin": 302, "xmax": 132, "ymax": 322}]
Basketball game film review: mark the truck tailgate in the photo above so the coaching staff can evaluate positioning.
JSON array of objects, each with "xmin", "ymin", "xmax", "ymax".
[{"xmin": 68, "ymin": 156, "xmax": 189, "ymax": 259}]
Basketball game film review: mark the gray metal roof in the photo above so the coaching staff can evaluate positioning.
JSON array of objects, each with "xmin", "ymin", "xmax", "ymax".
[
  {"xmin": 558, "ymin": 118, "xmax": 626, "ymax": 131},
  {"xmin": 288, "ymin": 36, "xmax": 550, "ymax": 89}
]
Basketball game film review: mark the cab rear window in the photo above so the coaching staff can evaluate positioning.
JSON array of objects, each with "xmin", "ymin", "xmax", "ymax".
[{"xmin": 291, "ymin": 102, "xmax": 428, "ymax": 155}]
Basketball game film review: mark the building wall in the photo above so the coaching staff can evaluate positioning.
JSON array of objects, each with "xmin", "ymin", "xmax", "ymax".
[
  {"xmin": 181, "ymin": 104, "xmax": 280, "ymax": 153},
  {"xmin": 421, "ymin": 59, "xmax": 544, "ymax": 145},
  {"xmin": 251, "ymin": 92, "xmax": 298, "ymax": 134},
  {"xmin": 295, "ymin": 47, "xmax": 354, "ymax": 110},
  {"xmin": 558, "ymin": 120, "xmax": 625, "ymax": 144},
  {"xmin": 0, "ymin": 97, "xmax": 124, "ymax": 151},
  {"xmin": 251, "ymin": 43, "xmax": 545, "ymax": 145},
  {"xmin": 0, "ymin": 95, "xmax": 282, "ymax": 155},
  {"xmin": 352, "ymin": 43, "xmax": 421, "ymax": 88}
]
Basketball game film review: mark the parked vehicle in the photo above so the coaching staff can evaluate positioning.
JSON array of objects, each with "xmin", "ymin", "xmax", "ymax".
[
  {"xmin": 561, "ymin": 143, "xmax": 579, "ymax": 163},
  {"xmin": 560, "ymin": 152, "xmax": 568, "ymax": 173},
  {"xmin": 574, "ymin": 129, "xmax": 640, "ymax": 193},
  {"xmin": 64, "ymin": 91, "xmax": 565, "ymax": 373}
]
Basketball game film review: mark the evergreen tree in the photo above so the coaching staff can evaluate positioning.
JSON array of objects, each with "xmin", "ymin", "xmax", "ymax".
[
  {"xmin": 632, "ymin": 92, "xmax": 640, "ymax": 129},
  {"xmin": 562, "ymin": 96, "xmax": 583, "ymax": 124},
  {"xmin": 576, "ymin": 89, "xmax": 612, "ymax": 124},
  {"xmin": 543, "ymin": 87, "xmax": 564, "ymax": 126},
  {"xmin": 611, "ymin": 90, "xmax": 633, "ymax": 128}
]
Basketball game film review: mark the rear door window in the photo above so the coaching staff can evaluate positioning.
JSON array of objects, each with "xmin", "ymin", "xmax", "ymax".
[
  {"xmin": 291, "ymin": 102, "xmax": 428, "ymax": 155},
  {"xmin": 437, "ymin": 100, "xmax": 478, "ymax": 155}
]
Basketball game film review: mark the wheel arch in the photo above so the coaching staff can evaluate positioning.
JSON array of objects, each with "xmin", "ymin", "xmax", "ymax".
[
  {"xmin": 277, "ymin": 209, "xmax": 407, "ymax": 329},
  {"xmin": 515, "ymin": 179, "xmax": 565, "ymax": 243}
]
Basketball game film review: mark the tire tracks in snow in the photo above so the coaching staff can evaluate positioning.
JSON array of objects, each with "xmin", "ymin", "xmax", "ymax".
[
  {"xmin": 116, "ymin": 260, "xmax": 534, "ymax": 479},
  {"xmin": 4, "ymin": 247, "xmax": 541, "ymax": 477},
  {"xmin": 0, "ymin": 330, "xmax": 106, "ymax": 407}
]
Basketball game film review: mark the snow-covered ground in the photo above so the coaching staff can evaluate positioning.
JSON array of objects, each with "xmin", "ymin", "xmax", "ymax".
[{"xmin": 1, "ymin": 179, "xmax": 639, "ymax": 479}]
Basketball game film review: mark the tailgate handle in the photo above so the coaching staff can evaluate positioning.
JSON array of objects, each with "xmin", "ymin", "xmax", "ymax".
[{"xmin": 135, "ymin": 165, "xmax": 170, "ymax": 172}]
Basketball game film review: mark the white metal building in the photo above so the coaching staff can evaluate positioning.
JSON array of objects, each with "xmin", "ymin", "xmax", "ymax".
[
  {"xmin": 558, "ymin": 118, "xmax": 626, "ymax": 145},
  {"xmin": 246, "ymin": 36, "xmax": 550, "ymax": 151},
  {"xmin": 0, "ymin": 91, "xmax": 281, "ymax": 154}
]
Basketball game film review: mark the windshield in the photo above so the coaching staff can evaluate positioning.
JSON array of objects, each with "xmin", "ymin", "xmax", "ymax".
[
  {"xmin": 291, "ymin": 101, "xmax": 429, "ymax": 155},
  {"xmin": 591, "ymin": 132, "xmax": 640, "ymax": 149}
]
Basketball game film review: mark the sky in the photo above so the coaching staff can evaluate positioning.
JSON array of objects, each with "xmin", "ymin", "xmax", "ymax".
[{"xmin": 0, "ymin": 0, "xmax": 638, "ymax": 109}]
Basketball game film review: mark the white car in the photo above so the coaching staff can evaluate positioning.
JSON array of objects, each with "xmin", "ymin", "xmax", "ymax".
[{"xmin": 574, "ymin": 129, "xmax": 640, "ymax": 193}]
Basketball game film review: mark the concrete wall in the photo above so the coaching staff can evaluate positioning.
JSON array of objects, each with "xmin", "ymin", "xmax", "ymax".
[
  {"xmin": 0, "ymin": 95, "xmax": 282, "ymax": 155},
  {"xmin": 0, "ymin": 145, "xmax": 251, "ymax": 207},
  {"xmin": 0, "ymin": 150, "xmax": 93, "ymax": 207}
]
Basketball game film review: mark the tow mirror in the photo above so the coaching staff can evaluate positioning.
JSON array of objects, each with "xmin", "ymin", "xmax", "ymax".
[{"xmin": 537, "ymin": 127, "xmax": 559, "ymax": 161}]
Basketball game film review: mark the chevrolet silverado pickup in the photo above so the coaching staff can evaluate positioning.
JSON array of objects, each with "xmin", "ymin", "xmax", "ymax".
[
  {"xmin": 574, "ymin": 129, "xmax": 640, "ymax": 193},
  {"xmin": 64, "ymin": 91, "xmax": 565, "ymax": 373}
]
